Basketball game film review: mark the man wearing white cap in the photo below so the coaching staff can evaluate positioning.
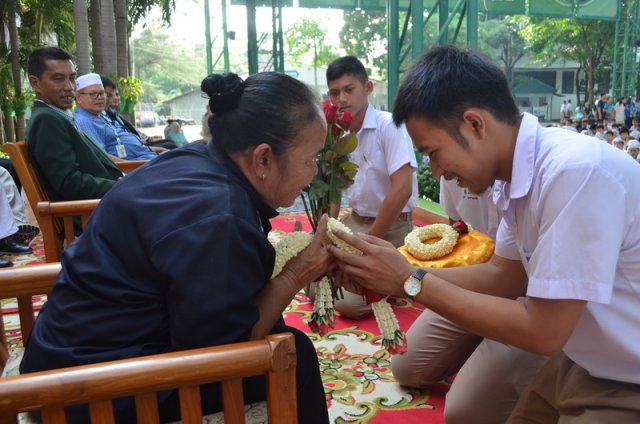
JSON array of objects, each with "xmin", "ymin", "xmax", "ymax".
[
  {"xmin": 25, "ymin": 47, "xmax": 122, "ymax": 204},
  {"xmin": 627, "ymin": 140, "xmax": 640, "ymax": 162},
  {"xmin": 74, "ymin": 73, "xmax": 157, "ymax": 161}
]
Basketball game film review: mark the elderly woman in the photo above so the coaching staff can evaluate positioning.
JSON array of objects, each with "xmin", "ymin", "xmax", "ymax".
[{"xmin": 20, "ymin": 72, "xmax": 331, "ymax": 423}]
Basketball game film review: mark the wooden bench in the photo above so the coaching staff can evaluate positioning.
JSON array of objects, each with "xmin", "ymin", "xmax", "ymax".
[
  {"xmin": 0, "ymin": 264, "xmax": 297, "ymax": 423},
  {"xmin": 2, "ymin": 141, "xmax": 145, "ymax": 262},
  {"xmin": 0, "ymin": 333, "xmax": 297, "ymax": 424}
]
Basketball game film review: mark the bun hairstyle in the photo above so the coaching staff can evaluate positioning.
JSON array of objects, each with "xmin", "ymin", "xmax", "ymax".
[
  {"xmin": 201, "ymin": 72, "xmax": 321, "ymax": 157},
  {"xmin": 201, "ymin": 73, "xmax": 245, "ymax": 115}
]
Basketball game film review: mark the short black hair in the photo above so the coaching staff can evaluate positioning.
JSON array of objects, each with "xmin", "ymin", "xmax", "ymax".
[
  {"xmin": 101, "ymin": 75, "xmax": 117, "ymax": 90},
  {"xmin": 202, "ymin": 72, "xmax": 321, "ymax": 157},
  {"xmin": 620, "ymin": 127, "xmax": 629, "ymax": 134},
  {"xmin": 606, "ymin": 130, "xmax": 614, "ymax": 136},
  {"xmin": 326, "ymin": 56, "xmax": 368, "ymax": 84},
  {"xmin": 393, "ymin": 45, "xmax": 520, "ymax": 141},
  {"xmin": 28, "ymin": 47, "xmax": 73, "ymax": 78}
]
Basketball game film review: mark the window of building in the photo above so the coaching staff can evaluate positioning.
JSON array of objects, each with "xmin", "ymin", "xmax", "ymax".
[{"xmin": 562, "ymin": 71, "xmax": 575, "ymax": 94}]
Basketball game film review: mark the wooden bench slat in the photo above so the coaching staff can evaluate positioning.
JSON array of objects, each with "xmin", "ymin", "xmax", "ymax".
[
  {"xmin": 89, "ymin": 399, "xmax": 115, "ymax": 424},
  {"xmin": 135, "ymin": 392, "xmax": 160, "ymax": 424},
  {"xmin": 222, "ymin": 378, "xmax": 246, "ymax": 424},
  {"xmin": 178, "ymin": 385, "xmax": 202, "ymax": 424}
]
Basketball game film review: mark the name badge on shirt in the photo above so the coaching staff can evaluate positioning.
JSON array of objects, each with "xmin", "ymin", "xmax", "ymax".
[{"xmin": 116, "ymin": 144, "xmax": 127, "ymax": 159}]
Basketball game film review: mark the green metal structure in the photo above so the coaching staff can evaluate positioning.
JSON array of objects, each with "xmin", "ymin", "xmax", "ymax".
[
  {"xmin": 611, "ymin": 0, "xmax": 640, "ymax": 99},
  {"xmin": 209, "ymin": 0, "xmax": 636, "ymax": 107}
]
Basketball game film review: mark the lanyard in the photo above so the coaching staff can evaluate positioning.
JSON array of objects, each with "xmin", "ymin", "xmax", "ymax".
[
  {"xmin": 99, "ymin": 113, "xmax": 124, "ymax": 145},
  {"xmin": 100, "ymin": 113, "xmax": 128, "ymax": 159}
]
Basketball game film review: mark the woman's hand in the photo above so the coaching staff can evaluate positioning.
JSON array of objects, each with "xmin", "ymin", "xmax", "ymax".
[
  {"xmin": 279, "ymin": 215, "xmax": 334, "ymax": 292},
  {"xmin": 327, "ymin": 229, "xmax": 414, "ymax": 297}
]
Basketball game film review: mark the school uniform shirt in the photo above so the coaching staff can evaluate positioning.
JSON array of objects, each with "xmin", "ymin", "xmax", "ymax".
[
  {"xmin": 345, "ymin": 104, "xmax": 418, "ymax": 217},
  {"xmin": 439, "ymin": 177, "xmax": 500, "ymax": 238},
  {"xmin": 494, "ymin": 112, "xmax": 640, "ymax": 384}
]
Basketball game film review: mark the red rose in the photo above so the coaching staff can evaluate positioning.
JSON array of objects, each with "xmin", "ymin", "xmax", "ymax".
[
  {"xmin": 337, "ymin": 110, "xmax": 353, "ymax": 131},
  {"xmin": 323, "ymin": 100, "xmax": 338, "ymax": 124},
  {"xmin": 452, "ymin": 219, "xmax": 469, "ymax": 234},
  {"xmin": 331, "ymin": 124, "xmax": 341, "ymax": 136}
]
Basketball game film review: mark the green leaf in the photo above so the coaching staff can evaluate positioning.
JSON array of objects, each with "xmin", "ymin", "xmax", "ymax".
[
  {"xmin": 335, "ymin": 133, "xmax": 358, "ymax": 155},
  {"xmin": 308, "ymin": 179, "xmax": 330, "ymax": 201}
]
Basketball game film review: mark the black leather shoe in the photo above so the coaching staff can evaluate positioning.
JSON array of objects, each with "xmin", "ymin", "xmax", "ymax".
[
  {"xmin": 12, "ymin": 225, "xmax": 40, "ymax": 245},
  {"xmin": 0, "ymin": 237, "xmax": 33, "ymax": 255},
  {"xmin": 0, "ymin": 258, "xmax": 13, "ymax": 268}
]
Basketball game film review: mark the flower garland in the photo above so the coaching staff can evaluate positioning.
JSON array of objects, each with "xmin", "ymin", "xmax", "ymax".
[
  {"xmin": 272, "ymin": 218, "xmax": 407, "ymax": 354},
  {"xmin": 404, "ymin": 223, "xmax": 460, "ymax": 260}
]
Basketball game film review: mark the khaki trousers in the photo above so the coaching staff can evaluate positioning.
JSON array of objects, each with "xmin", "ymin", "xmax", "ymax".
[
  {"xmin": 392, "ymin": 307, "xmax": 548, "ymax": 424},
  {"xmin": 508, "ymin": 351, "xmax": 640, "ymax": 424},
  {"xmin": 333, "ymin": 211, "xmax": 413, "ymax": 319}
]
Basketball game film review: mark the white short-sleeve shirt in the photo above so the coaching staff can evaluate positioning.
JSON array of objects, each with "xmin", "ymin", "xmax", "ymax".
[
  {"xmin": 345, "ymin": 104, "xmax": 418, "ymax": 217},
  {"xmin": 494, "ymin": 113, "xmax": 640, "ymax": 384},
  {"xmin": 439, "ymin": 177, "xmax": 500, "ymax": 238}
]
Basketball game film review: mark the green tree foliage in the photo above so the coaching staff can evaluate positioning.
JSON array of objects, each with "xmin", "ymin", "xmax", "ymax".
[
  {"xmin": 129, "ymin": 0, "xmax": 175, "ymax": 28},
  {"xmin": 18, "ymin": 0, "xmax": 75, "ymax": 52},
  {"xmin": 132, "ymin": 26, "xmax": 205, "ymax": 104},
  {"xmin": 286, "ymin": 18, "xmax": 340, "ymax": 88},
  {"xmin": 479, "ymin": 17, "xmax": 526, "ymax": 87},
  {"xmin": 417, "ymin": 161, "xmax": 440, "ymax": 203},
  {"xmin": 339, "ymin": 10, "xmax": 387, "ymax": 78},
  {"xmin": 518, "ymin": 17, "xmax": 615, "ymax": 104}
]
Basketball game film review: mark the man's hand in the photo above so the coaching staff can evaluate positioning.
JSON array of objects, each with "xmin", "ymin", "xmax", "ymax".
[{"xmin": 327, "ymin": 229, "xmax": 414, "ymax": 297}]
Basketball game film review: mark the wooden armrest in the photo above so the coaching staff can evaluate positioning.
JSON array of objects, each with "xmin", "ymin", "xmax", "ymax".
[
  {"xmin": 0, "ymin": 263, "xmax": 60, "ymax": 299},
  {"xmin": 37, "ymin": 199, "xmax": 101, "ymax": 217},
  {"xmin": 117, "ymin": 160, "xmax": 148, "ymax": 174},
  {"xmin": 0, "ymin": 333, "xmax": 297, "ymax": 423}
]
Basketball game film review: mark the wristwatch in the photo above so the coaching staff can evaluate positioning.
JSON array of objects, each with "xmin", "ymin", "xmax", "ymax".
[{"xmin": 403, "ymin": 268, "xmax": 428, "ymax": 299}]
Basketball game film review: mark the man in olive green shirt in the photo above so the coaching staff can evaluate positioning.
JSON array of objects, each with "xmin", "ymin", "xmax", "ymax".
[{"xmin": 26, "ymin": 47, "xmax": 122, "ymax": 202}]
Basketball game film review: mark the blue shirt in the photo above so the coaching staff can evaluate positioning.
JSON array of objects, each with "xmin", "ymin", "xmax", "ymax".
[
  {"xmin": 74, "ymin": 107, "xmax": 157, "ymax": 160},
  {"xmin": 20, "ymin": 141, "xmax": 279, "ymax": 421}
]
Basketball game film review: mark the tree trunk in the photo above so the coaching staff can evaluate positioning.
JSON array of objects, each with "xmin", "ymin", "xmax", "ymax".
[
  {"xmin": 90, "ymin": 0, "xmax": 104, "ymax": 73},
  {"xmin": 100, "ymin": 0, "xmax": 117, "ymax": 76},
  {"xmin": 7, "ymin": 0, "xmax": 24, "ymax": 141},
  {"xmin": 74, "ymin": 0, "xmax": 91, "ymax": 74},
  {"xmin": 114, "ymin": 0, "xmax": 129, "ymax": 77}
]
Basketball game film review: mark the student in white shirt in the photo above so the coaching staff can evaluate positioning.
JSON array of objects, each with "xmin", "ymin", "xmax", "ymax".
[
  {"xmin": 325, "ymin": 56, "xmax": 418, "ymax": 319},
  {"xmin": 330, "ymin": 45, "xmax": 640, "ymax": 423}
]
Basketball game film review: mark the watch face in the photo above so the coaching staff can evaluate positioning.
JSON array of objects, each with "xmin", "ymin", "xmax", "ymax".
[{"xmin": 404, "ymin": 277, "xmax": 421, "ymax": 297}]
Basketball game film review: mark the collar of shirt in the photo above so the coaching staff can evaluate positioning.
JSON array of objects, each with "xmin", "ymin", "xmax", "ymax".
[
  {"xmin": 493, "ymin": 112, "xmax": 539, "ymax": 211},
  {"xmin": 206, "ymin": 142, "xmax": 278, "ymax": 235},
  {"xmin": 34, "ymin": 100, "xmax": 76, "ymax": 126},
  {"xmin": 359, "ymin": 104, "xmax": 377, "ymax": 132}
]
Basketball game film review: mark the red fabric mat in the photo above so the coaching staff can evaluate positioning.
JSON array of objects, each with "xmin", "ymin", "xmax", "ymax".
[{"xmin": 273, "ymin": 213, "xmax": 448, "ymax": 423}]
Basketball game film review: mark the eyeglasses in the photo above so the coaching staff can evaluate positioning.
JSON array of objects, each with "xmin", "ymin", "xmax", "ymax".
[{"xmin": 78, "ymin": 91, "xmax": 106, "ymax": 99}]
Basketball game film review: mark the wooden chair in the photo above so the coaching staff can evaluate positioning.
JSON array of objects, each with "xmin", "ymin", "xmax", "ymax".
[
  {"xmin": 36, "ymin": 200, "xmax": 100, "ymax": 263},
  {"xmin": 0, "ymin": 263, "xmax": 60, "ymax": 374},
  {"xmin": 2, "ymin": 141, "xmax": 146, "ymax": 262},
  {"xmin": 0, "ymin": 333, "xmax": 298, "ymax": 424}
]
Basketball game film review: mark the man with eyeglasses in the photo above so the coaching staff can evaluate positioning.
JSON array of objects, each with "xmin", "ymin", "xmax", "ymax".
[
  {"xmin": 25, "ymin": 47, "xmax": 122, "ymax": 203},
  {"xmin": 74, "ymin": 73, "xmax": 158, "ymax": 161},
  {"xmin": 101, "ymin": 76, "xmax": 176, "ymax": 151}
]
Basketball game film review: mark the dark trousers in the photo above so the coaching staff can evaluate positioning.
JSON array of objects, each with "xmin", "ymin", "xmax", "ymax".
[{"xmin": 63, "ymin": 324, "xmax": 328, "ymax": 423}]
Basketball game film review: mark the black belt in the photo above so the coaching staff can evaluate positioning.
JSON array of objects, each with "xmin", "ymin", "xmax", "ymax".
[{"xmin": 352, "ymin": 211, "xmax": 412, "ymax": 222}]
